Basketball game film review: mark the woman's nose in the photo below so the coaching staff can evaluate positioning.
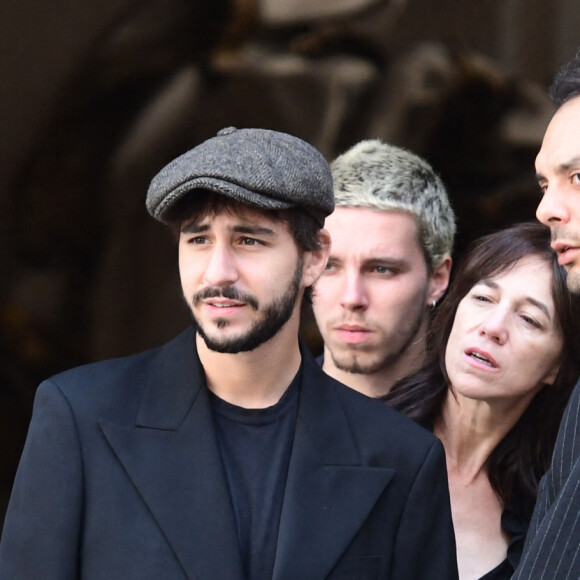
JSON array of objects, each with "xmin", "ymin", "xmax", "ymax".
[{"xmin": 479, "ymin": 310, "xmax": 508, "ymax": 345}]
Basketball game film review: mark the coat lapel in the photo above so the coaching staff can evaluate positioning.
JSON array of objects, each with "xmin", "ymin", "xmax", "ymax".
[
  {"xmin": 100, "ymin": 329, "xmax": 244, "ymax": 580},
  {"xmin": 98, "ymin": 330, "xmax": 394, "ymax": 580},
  {"xmin": 272, "ymin": 349, "xmax": 395, "ymax": 580}
]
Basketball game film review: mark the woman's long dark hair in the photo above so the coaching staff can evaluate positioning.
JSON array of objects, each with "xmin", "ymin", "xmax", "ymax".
[{"xmin": 383, "ymin": 222, "xmax": 580, "ymax": 509}]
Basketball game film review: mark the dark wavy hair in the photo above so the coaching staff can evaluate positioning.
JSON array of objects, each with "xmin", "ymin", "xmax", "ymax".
[
  {"xmin": 549, "ymin": 49, "xmax": 580, "ymax": 108},
  {"xmin": 165, "ymin": 190, "xmax": 323, "ymax": 303},
  {"xmin": 383, "ymin": 222, "xmax": 580, "ymax": 509}
]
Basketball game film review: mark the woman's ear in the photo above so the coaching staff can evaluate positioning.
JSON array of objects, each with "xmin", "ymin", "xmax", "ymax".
[
  {"xmin": 543, "ymin": 363, "xmax": 560, "ymax": 387},
  {"xmin": 302, "ymin": 228, "xmax": 331, "ymax": 288}
]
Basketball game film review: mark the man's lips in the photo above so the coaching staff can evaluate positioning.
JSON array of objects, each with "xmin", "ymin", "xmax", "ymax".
[
  {"xmin": 335, "ymin": 325, "xmax": 372, "ymax": 344},
  {"xmin": 552, "ymin": 241, "xmax": 580, "ymax": 267},
  {"xmin": 203, "ymin": 299, "xmax": 245, "ymax": 314}
]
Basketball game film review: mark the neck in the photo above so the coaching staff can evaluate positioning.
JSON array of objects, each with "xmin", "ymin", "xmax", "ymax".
[
  {"xmin": 434, "ymin": 391, "xmax": 524, "ymax": 482},
  {"xmin": 197, "ymin": 313, "xmax": 302, "ymax": 408},
  {"xmin": 322, "ymin": 334, "xmax": 427, "ymax": 398}
]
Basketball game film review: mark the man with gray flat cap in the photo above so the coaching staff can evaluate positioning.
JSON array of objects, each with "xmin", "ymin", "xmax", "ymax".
[{"xmin": 0, "ymin": 127, "xmax": 458, "ymax": 580}]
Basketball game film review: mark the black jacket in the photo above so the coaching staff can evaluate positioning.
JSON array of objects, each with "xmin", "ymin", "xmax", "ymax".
[
  {"xmin": 513, "ymin": 376, "xmax": 580, "ymax": 579},
  {"xmin": 0, "ymin": 328, "xmax": 458, "ymax": 579}
]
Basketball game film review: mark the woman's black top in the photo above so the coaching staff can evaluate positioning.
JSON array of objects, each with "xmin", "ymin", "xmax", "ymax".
[{"xmin": 479, "ymin": 503, "xmax": 530, "ymax": 579}]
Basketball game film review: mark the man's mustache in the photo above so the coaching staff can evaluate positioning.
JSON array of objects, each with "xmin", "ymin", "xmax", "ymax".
[{"xmin": 192, "ymin": 286, "xmax": 259, "ymax": 310}]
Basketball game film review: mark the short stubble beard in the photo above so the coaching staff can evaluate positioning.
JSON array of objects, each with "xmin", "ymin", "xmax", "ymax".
[
  {"xmin": 566, "ymin": 268, "xmax": 580, "ymax": 294},
  {"xmin": 330, "ymin": 291, "xmax": 428, "ymax": 376}
]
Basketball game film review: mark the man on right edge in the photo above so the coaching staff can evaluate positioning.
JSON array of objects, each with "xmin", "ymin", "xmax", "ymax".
[{"xmin": 513, "ymin": 49, "xmax": 580, "ymax": 578}]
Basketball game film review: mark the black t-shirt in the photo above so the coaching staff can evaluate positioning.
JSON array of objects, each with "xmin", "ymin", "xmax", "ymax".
[{"xmin": 209, "ymin": 370, "xmax": 300, "ymax": 580}]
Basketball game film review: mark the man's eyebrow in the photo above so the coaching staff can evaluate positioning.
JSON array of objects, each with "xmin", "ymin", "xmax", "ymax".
[
  {"xmin": 362, "ymin": 257, "xmax": 408, "ymax": 268},
  {"xmin": 326, "ymin": 255, "xmax": 408, "ymax": 265},
  {"xmin": 477, "ymin": 279, "xmax": 552, "ymax": 321},
  {"xmin": 231, "ymin": 225, "xmax": 277, "ymax": 237},
  {"xmin": 536, "ymin": 156, "xmax": 580, "ymax": 181},
  {"xmin": 179, "ymin": 223, "xmax": 277, "ymax": 236},
  {"xmin": 180, "ymin": 222, "xmax": 209, "ymax": 234}
]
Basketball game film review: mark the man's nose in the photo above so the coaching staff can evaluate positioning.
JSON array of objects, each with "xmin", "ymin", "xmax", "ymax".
[
  {"xmin": 203, "ymin": 245, "xmax": 239, "ymax": 286},
  {"xmin": 340, "ymin": 272, "xmax": 369, "ymax": 312},
  {"xmin": 536, "ymin": 185, "xmax": 570, "ymax": 226}
]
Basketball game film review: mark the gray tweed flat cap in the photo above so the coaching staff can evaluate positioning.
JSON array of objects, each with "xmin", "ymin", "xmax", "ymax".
[{"xmin": 146, "ymin": 126, "xmax": 334, "ymax": 226}]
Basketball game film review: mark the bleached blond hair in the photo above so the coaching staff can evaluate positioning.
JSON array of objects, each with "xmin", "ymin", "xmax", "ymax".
[{"xmin": 331, "ymin": 139, "xmax": 456, "ymax": 269}]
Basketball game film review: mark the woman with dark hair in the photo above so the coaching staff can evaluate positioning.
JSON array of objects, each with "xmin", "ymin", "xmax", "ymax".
[{"xmin": 383, "ymin": 222, "xmax": 580, "ymax": 580}]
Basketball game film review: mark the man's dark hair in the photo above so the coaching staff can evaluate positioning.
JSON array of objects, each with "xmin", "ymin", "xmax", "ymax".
[
  {"xmin": 549, "ymin": 49, "xmax": 580, "ymax": 108},
  {"xmin": 167, "ymin": 190, "xmax": 322, "ymax": 303}
]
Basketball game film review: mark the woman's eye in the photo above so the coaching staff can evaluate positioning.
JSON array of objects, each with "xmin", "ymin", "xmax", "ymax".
[
  {"xmin": 473, "ymin": 294, "xmax": 491, "ymax": 303},
  {"xmin": 520, "ymin": 314, "xmax": 541, "ymax": 329}
]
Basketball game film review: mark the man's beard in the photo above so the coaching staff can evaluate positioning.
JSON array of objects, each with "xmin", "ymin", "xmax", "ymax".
[
  {"xmin": 330, "ymin": 295, "xmax": 427, "ymax": 375},
  {"xmin": 191, "ymin": 259, "xmax": 304, "ymax": 353},
  {"xmin": 566, "ymin": 270, "xmax": 580, "ymax": 293},
  {"xmin": 551, "ymin": 227, "xmax": 580, "ymax": 294}
]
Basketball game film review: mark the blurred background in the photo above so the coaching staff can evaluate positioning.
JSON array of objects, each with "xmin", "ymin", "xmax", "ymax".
[{"xmin": 1, "ymin": 0, "xmax": 579, "ymax": 524}]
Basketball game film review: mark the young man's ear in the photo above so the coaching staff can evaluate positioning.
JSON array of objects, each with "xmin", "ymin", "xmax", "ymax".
[
  {"xmin": 302, "ymin": 229, "xmax": 331, "ymax": 288},
  {"xmin": 427, "ymin": 255, "xmax": 452, "ymax": 306}
]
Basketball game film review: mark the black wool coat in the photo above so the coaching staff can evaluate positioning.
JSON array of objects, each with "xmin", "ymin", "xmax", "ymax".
[{"xmin": 0, "ymin": 328, "xmax": 458, "ymax": 580}]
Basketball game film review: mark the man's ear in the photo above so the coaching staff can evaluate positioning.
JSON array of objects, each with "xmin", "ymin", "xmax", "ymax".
[
  {"xmin": 427, "ymin": 255, "xmax": 452, "ymax": 306},
  {"xmin": 302, "ymin": 229, "xmax": 331, "ymax": 288}
]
